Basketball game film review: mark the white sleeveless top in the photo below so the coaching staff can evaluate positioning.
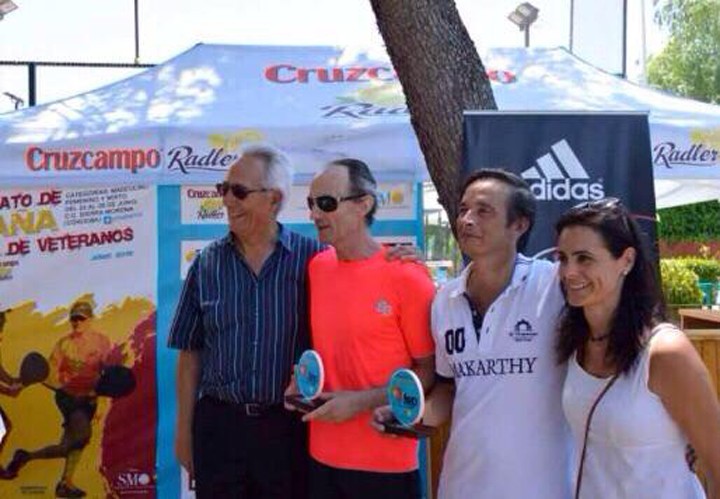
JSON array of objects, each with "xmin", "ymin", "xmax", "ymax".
[{"xmin": 563, "ymin": 324, "xmax": 706, "ymax": 499}]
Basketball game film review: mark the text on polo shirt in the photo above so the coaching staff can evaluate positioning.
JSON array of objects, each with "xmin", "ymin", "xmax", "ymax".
[{"xmin": 450, "ymin": 356, "xmax": 537, "ymax": 378}]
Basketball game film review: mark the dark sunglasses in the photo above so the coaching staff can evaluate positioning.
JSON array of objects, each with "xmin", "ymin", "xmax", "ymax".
[
  {"xmin": 571, "ymin": 196, "xmax": 636, "ymax": 232},
  {"xmin": 70, "ymin": 315, "xmax": 88, "ymax": 323},
  {"xmin": 306, "ymin": 193, "xmax": 366, "ymax": 213},
  {"xmin": 216, "ymin": 182, "xmax": 269, "ymax": 200}
]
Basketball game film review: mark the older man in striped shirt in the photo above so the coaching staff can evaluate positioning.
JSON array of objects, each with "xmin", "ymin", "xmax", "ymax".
[{"xmin": 168, "ymin": 145, "xmax": 322, "ymax": 499}]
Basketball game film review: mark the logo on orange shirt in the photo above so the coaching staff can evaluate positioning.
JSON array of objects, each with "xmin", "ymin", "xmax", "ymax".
[{"xmin": 374, "ymin": 299, "xmax": 392, "ymax": 316}]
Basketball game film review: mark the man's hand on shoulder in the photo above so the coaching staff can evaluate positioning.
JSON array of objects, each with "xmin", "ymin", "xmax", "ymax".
[
  {"xmin": 384, "ymin": 244, "xmax": 423, "ymax": 264},
  {"xmin": 384, "ymin": 243, "xmax": 435, "ymax": 283}
]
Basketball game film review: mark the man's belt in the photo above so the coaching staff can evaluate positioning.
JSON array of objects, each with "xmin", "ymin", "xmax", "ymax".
[
  {"xmin": 206, "ymin": 396, "xmax": 282, "ymax": 417},
  {"xmin": 239, "ymin": 402, "xmax": 275, "ymax": 417}
]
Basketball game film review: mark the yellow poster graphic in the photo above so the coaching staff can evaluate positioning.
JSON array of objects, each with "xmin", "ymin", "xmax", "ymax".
[{"xmin": 0, "ymin": 185, "xmax": 157, "ymax": 498}]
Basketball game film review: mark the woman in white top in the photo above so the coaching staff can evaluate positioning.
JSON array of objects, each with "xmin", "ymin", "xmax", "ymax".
[{"xmin": 555, "ymin": 198, "xmax": 720, "ymax": 499}]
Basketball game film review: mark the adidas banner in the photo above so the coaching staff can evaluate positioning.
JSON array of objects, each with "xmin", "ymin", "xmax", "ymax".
[{"xmin": 462, "ymin": 112, "xmax": 657, "ymax": 256}]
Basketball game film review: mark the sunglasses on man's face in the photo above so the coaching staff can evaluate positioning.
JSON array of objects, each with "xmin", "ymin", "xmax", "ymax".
[
  {"xmin": 216, "ymin": 182, "xmax": 269, "ymax": 200},
  {"xmin": 306, "ymin": 193, "xmax": 366, "ymax": 213},
  {"xmin": 70, "ymin": 315, "xmax": 88, "ymax": 323}
]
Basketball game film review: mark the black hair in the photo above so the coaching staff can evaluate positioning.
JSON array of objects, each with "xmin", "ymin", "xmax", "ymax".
[
  {"xmin": 330, "ymin": 158, "xmax": 378, "ymax": 226},
  {"xmin": 459, "ymin": 169, "xmax": 536, "ymax": 252},
  {"xmin": 555, "ymin": 198, "xmax": 666, "ymax": 374}
]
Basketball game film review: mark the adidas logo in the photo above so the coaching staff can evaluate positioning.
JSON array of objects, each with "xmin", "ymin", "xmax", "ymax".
[{"xmin": 521, "ymin": 139, "xmax": 605, "ymax": 201}]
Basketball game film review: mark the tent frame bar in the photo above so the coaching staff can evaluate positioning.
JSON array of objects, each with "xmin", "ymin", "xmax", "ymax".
[{"xmin": 0, "ymin": 60, "xmax": 156, "ymax": 107}]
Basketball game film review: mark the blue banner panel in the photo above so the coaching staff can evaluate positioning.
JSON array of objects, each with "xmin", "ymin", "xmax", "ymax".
[{"xmin": 462, "ymin": 112, "xmax": 657, "ymax": 255}]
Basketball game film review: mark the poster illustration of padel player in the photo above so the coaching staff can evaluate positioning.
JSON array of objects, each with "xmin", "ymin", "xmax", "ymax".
[{"xmin": 0, "ymin": 298, "xmax": 156, "ymax": 498}]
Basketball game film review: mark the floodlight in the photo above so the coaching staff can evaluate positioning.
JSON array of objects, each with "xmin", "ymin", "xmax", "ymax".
[
  {"xmin": 507, "ymin": 3, "xmax": 539, "ymax": 47},
  {"xmin": 0, "ymin": 0, "xmax": 18, "ymax": 17}
]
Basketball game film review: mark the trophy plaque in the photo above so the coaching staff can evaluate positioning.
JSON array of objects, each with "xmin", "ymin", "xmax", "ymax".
[
  {"xmin": 285, "ymin": 349, "xmax": 326, "ymax": 413},
  {"xmin": 382, "ymin": 368, "xmax": 435, "ymax": 438}
]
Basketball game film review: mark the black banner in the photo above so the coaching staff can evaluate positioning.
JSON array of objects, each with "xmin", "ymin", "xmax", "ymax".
[{"xmin": 462, "ymin": 112, "xmax": 656, "ymax": 257}]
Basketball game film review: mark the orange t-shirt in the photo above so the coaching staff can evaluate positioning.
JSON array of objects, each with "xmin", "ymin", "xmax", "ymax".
[
  {"xmin": 49, "ymin": 330, "xmax": 112, "ymax": 397},
  {"xmin": 308, "ymin": 247, "xmax": 435, "ymax": 472}
]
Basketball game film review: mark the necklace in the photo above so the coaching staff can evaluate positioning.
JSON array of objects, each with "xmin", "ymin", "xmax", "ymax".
[{"xmin": 588, "ymin": 332, "xmax": 610, "ymax": 342}]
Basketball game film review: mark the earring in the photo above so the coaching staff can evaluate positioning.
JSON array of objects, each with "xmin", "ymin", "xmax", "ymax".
[{"xmin": 622, "ymin": 269, "xmax": 630, "ymax": 276}]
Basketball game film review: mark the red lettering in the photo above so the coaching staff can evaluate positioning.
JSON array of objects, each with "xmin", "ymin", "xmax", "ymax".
[
  {"xmin": 25, "ymin": 146, "xmax": 45, "ymax": 171},
  {"xmin": 366, "ymin": 67, "xmax": 394, "ymax": 81},
  {"xmin": 146, "ymin": 149, "xmax": 161, "ymax": 168},
  {"xmin": 24, "ymin": 146, "xmax": 161, "ymax": 174},
  {"xmin": 345, "ymin": 67, "xmax": 365, "ymax": 82},
  {"xmin": 297, "ymin": 68, "xmax": 314, "ymax": 83},
  {"xmin": 83, "ymin": 151, "xmax": 94, "ymax": 169},
  {"xmin": 55, "ymin": 152, "xmax": 67, "ymax": 170},
  {"xmin": 69, "ymin": 151, "xmax": 82, "ymax": 170},
  {"xmin": 316, "ymin": 68, "xmax": 330, "ymax": 83},
  {"xmin": 264, "ymin": 64, "xmax": 297, "ymax": 83},
  {"xmin": 131, "ymin": 150, "xmax": 145, "ymax": 172},
  {"xmin": 264, "ymin": 64, "xmax": 398, "ymax": 84}
]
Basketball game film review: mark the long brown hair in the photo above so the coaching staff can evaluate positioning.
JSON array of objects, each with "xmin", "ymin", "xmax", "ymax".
[{"xmin": 555, "ymin": 198, "xmax": 666, "ymax": 374}]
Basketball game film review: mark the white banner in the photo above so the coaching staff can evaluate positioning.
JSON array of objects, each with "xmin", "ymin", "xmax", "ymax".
[{"xmin": 0, "ymin": 184, "xmax": 158, "ymax": 498}]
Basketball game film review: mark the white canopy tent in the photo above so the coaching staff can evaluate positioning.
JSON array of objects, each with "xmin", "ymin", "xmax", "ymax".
[{"xmin": 0, "ymin": 44, "xmax": 718, "ymax": 207}]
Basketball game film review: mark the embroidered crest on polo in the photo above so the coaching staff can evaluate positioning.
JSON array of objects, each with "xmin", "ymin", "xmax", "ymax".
[
  {"xmin": 509, "ymin": 319, "xmax": 537, "ymax": 342},
  {"xmin": 374, "ymin": 298, "xmax": 392, "ymax": 316}
]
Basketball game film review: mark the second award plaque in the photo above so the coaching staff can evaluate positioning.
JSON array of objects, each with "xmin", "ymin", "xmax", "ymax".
[{"xmin": 382, "ymin": 368, "xmax": 435, "ymax": 438}]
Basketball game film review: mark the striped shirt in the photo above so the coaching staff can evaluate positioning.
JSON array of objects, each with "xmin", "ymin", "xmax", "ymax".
[{"xmin": 167, "ymin": 224, "xmax": 323, "ymax": 404}]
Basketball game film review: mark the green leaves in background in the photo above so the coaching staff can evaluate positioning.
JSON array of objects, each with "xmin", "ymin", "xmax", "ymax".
[
  {"xmin": 660, "ymin": 257, "xmax": 720, "ymax": 306},
  {"xmin": 675, "ymin": 256, "xmax": 720, "ymax": 281},
  {"xmin": 660, "ymin": 259, "xmax": 706, "ymax": 306},
  {"xmin": 647, "ymin": 0, "xmax": 720, "ymax": 104},
  {"xmin": 657, "ymin": 200, "xmax": 720, "ymax": 242}
]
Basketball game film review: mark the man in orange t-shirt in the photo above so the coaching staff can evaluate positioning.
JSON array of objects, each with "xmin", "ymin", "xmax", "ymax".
[{"xmin": 300, "ymin": 158, "xmax": 435, "ymax": 499}]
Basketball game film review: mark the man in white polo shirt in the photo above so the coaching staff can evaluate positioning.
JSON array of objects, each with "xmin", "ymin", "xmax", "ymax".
[{"xmin": 423, "ymin": 169, "xmax": 570, "ymax": 498}]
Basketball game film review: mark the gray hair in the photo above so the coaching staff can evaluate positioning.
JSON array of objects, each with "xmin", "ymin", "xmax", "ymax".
[{"xmin": 242, "ymin": 144, "xmax": 294, "ymax": 211}]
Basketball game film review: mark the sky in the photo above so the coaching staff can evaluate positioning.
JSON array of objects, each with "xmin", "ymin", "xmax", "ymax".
[{"xmin": 0, "ymin": 0, "xmax": 666, "ymax": 114}]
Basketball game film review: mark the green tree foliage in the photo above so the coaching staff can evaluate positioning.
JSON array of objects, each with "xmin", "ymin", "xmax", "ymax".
[
  {"xmin": 677, "ymin": 256, "xmax": 720, "ymax": 281},
  {"xmin": 657, "ymin": 200, "xmax": 720, "ymax": 241},
  {"xmin": 647, "ymin": 0, "xmax": 720, "ymax": 103},
  {"xmin": 660, "ymin": 259, "xmax": 705, "ymax": 305}
]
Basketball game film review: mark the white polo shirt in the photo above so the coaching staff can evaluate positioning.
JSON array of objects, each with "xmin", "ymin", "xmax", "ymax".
[{"xmin": 433, "ymin": 254, "xmax": 572, "ymax": 499}]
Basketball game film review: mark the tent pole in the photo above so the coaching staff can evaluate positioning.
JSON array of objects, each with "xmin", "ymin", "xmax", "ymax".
[
  {"xmin": 621, "ymin": 0, "xmax": 628, "ymax": 78},
  {"xmin": 134, "ymin": 0, "xmax": 140, "ymax": 64},
  {"xmin": 28, "ymin": 62, "xmax": 36, "ymax": 107},
  {"xmin": 569, "ymin": 0, "xmax": 574, "ymax": 52}
]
